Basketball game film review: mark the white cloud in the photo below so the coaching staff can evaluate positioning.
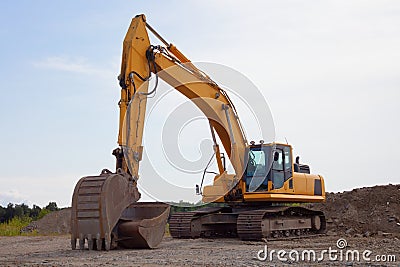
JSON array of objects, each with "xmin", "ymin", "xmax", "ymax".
[
  {"xmin": 33, "ymin": 56, "xmax": 114, "ymax": 76},
  {"xmin": 0, "ymin": 190, "xmax": 29, "ymax": 206}
]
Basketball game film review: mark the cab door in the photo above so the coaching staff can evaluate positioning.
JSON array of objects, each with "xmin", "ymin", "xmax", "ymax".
[
  {"xmin": 272, "ymin": 146, "xmax": 293, "ymax": 190},
  {"xmin": 283, "ymin": 146, "xmax": 293, "ymax": 189},
  {"xmin": 283, "ymin": 146, "xmax": 293, "ymax": 180},
  {"xmin": 271, "ymin": 148, "xmax": 285, "ymax": 189}
]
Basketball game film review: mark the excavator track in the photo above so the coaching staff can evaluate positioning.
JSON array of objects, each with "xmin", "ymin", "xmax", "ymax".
[
  {"xmin": 237, "ymin": 206, "xmax": 326, "ymax": 240},
  {"xmin": 169, "ymin": 207, "xmax": 236, "ymax": 238},
  {"xmin": 236, "ymin": 210, "xmax": 266, "ymax": 240},
  {"xmin": 169, "ymin": 212, "xmax": 196, "ymax": 238},
  {"xmin": 170, "ymin": 206, "xmax": 325, "ymax": 241}
]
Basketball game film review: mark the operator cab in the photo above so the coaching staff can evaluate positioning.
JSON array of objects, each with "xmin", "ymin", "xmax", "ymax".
[{"xmin": 244, "ymin": 142, "xmax": 293, "ymax": 192}]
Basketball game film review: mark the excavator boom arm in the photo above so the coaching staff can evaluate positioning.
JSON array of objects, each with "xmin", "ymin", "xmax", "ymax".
[{"xmin": 118, "ymin": 15, "xmax": 248, "ymax": 182}]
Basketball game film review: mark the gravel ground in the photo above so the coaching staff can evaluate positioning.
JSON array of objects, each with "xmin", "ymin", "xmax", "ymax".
[
  {"xmin": 0, "ymin": 235, "xmax": 398, "ymax": 266},
  {"xmin": 11, "ymin": 184, "xmax": 400, "ymax": 266}
]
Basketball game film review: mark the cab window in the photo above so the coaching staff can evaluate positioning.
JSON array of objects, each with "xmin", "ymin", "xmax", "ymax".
[
  {"xmin": 272, "ymin": 149, "xmax": 283, "ymax": 171},
  {"xmin": 284, "ymin": 147, "xmax": 291, "ymax": 172},
  {"xmin": 247, "ymin": 149, "xmax": 266, "ymax": 177}
]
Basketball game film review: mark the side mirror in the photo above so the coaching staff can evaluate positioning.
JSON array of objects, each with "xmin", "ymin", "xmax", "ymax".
[{"xmin": 274, "ymin": 151, "xmax": 279, "ymax": 161}]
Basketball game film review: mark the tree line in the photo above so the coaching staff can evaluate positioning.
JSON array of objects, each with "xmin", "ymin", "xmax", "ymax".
[
  {"xmin": 168, "ymin": 200, "xmax": 225, "ymax": 214},
  {"xmin": 0, "ymin": 202, "xmax": 59, "ymax": 223},
  {"xmin": 0, "ymin": 200, "xmax": 223, "ymax": 223}
]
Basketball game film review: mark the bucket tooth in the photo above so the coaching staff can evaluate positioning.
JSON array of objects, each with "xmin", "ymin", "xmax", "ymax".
[
  {"xmin": 87, "ymin": 234, "xmax": 94, "ymax": 250},
  {"xmin": 71, "ymin": 238, "xmax": 76, "ymax": 250},
  {"xmin": 79, "ymin": 236, "xmax": 85, "ymax": 250},
  {"xmin": 95, "ymin": 233, "xmax": 102, "ymax": 250},
  {"xmin": 105, "ymin": 236, "xmax": 111, "ymax": 251},
  {"xmin": 96, "ymin": 238, "xmax": 102, "ymax": 251}
]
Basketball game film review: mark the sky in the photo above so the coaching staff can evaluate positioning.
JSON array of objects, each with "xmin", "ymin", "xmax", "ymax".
[{"xmin": 0, "ymin": 1, "xmax": 399, "ymax": 207}]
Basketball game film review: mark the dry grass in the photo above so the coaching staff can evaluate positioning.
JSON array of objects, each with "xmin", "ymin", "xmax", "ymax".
[{"xmin": 0, "ymin": 217, "xmax": 36, "ymax": 236}]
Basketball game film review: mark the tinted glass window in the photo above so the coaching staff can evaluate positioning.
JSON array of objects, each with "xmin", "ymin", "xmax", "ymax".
[
  {"xmin": 272, "ymin": 149, "xmax": 283, "ymax": 171},
  {"xmin": 247, "ymin": 149, "xmax": 266, "ymax": 177},
  {"xmin": 284, "ymin": 147, "xmax": 291, "ymax": 171}
]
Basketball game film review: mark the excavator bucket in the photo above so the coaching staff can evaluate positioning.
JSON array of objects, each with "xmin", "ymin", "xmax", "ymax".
[
  {"xmin": 116, "ymin": 202, "xmax": 170, "ymax": 249},
  {"xmin": 71, "ymin": 169, "xmax": 170, "ymax": 250}
]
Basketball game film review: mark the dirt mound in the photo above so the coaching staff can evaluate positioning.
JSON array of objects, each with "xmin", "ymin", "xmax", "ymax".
[
  {"xmin": 23, "ymin": 208, "xmax": 71, "ymax": 235},
  {"xmin": 307, "ymin": 184, "xmax": 400, "ymax": 236}
]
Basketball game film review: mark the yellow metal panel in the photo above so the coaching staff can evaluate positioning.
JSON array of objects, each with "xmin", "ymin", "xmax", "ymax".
[
  {"xmin": 293, "ymin": 172, "xmax": 307, "ymax": 194},
  {"xmin": 243, "ymin": 192, "xmax": 325, "ymax": 202}
]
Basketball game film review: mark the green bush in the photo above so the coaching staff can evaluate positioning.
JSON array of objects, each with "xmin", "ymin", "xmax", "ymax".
[
  {"xmin": 37, "ymin": 208, "xmax": 51, "ymax": 220},
  {"xmin": 0, "ymin": 216, "xmax": 32, "ymax": 236}
]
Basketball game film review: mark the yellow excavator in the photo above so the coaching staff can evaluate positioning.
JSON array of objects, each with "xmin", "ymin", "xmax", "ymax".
[{"xmin": 71, "ymin": 14, "xmax": 326, "ymax": 250}]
